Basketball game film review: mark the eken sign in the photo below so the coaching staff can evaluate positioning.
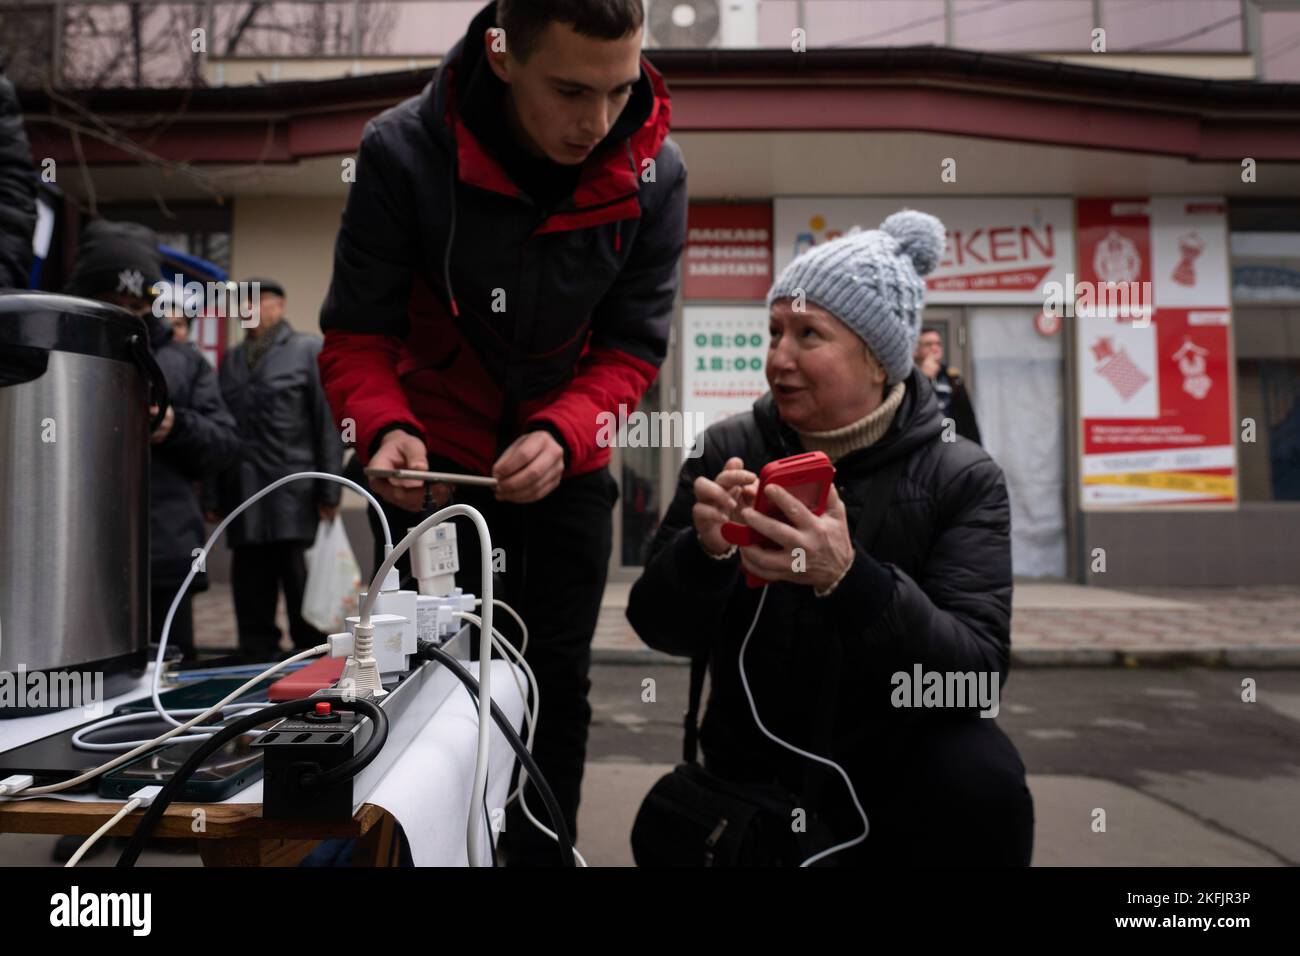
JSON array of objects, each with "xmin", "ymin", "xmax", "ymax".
[
  {"xmin": 931, "ymin": 223, "xmax": 1057, "ymax": 295},
  {"xmin": 942, "ymin": 223, "xmax": 1055, "ymax": 267}
]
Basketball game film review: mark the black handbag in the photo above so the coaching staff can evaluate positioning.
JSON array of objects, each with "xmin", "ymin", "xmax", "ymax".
[
  {"xmin": 631, "ymin": 453, "xmax": 908, "ymax": 867},
  {"xmin": 630, "ymin": 646, "xmax": 839, "ymax": 866}
]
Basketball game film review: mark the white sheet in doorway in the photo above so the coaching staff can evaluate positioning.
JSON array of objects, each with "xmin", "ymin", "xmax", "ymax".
[{"xmin": 968, "ymin": 309, "xmax": 1068, "ymax": 579}]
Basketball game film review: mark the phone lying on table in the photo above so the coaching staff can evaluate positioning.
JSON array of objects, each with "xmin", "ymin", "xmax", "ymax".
[
  {"xmin": 98, "ymin": 733, "xmax": 266, "ymax": 803},
  {"xmin": 112, "ymin": 677, "xmax": 275, "ymax": 716},
  {"xmin": 721, "ymin": 451, "xmax": 836, "ymax": 588}
]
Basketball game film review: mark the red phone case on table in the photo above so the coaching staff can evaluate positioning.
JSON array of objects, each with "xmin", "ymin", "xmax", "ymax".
[{"xmin": 720, "ymin": 451, "xmax": 836, "ymax": 587}]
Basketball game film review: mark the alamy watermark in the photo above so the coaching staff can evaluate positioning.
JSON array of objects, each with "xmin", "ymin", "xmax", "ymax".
[
  {"xmin": 1042, "ymin": 272, "xmax": 1154, "ymax": 327},
  {"xmin": 0, "ymin": 664, "xmax": 105, "ymax": 717},
  {"xmin": 891, "ymin": 664, "xmax": 999, "ymax": 718},
  {"xmin": 152, "ymin": 275, "xmax": 262, "ymax": 328},
  {"xmin": 595, "ymin": 404, "xmax": 709, "ymax": 459},
  {"xmin": 50, "ymin": 887, "xmax": 151, "ymax": 936}
]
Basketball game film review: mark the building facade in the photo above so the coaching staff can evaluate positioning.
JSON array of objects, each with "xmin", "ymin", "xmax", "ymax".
[{"xmin": 15, "ymin": 2, "xmax": 1300, "ymax": 585}]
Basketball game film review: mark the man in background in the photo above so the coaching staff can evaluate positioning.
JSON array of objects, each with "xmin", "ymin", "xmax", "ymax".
[
  {"xmin": 915, "ymin": 326, "xmax": 981, "ymax": 445},
  {"xmin": 208, "ymin": 280, "xmax": 344, "ymax": 660}
]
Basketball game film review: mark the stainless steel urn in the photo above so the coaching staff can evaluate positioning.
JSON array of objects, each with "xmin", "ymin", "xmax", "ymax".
[{"xmin": 0, "ymin": 292, "xmax": 169, "ymax": 712}]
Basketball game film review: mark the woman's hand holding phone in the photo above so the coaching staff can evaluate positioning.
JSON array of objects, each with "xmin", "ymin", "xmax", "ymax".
[
  {"xmin": 736, "ymin": 483, "xmax": 855, "ymax": 591},
  {"xmin": 692, "ymin": 457, "xmax": 758, "ymax": 556}
]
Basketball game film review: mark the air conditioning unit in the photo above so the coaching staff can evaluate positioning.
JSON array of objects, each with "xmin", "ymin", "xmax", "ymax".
[{"xmin": 643, "ymin": 0, "xmax": 759, "ymax": 49}]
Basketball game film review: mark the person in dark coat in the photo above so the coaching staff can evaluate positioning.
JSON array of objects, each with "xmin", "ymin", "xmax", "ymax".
[
  {"xmin": 211, "ymin": 279, "xmax": 344, "ymax": 659},
  {"xmin": 0, "ymin": 52, "xmax": 36, "ymax": 288},
  {"xmin": 64, "ymin": 221, "xmax": 241, "ymax": 661},
  {"xmin": 627, "ymin": 211, "xmax": 1033, "ymax": 866},
  {"xmin": 914, "ymin": 326, "xmax": 981, "ymax": 445},
  {"xmin": 318, "ymin": 0, "xmax": 687, "ymax": 865}
]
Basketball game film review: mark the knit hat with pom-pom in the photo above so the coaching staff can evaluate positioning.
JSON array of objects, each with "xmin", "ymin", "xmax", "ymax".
[{"xmin": 766, "ymin": 209, "xmax": 947, "ymax": 384}]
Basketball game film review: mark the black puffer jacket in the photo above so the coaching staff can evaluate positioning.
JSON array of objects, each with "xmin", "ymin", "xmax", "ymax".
[
  {"xmin": 146, "ymin": 311, "xmax": 241, "ymax": 590},
  {"xmin": 213, "ymin": 321, "xmax": 343, "ymax": 548},
  {"xmin": 0, "ymin": 57, "xmax": 36, "ymax": 289},
  {"xmin": 627, "ymin": 368, "xmax": 1012, "ymax": 828}
]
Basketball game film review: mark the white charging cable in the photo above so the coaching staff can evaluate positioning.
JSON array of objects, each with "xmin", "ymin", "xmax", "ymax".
[
  {"xmin": 738, "ymin": 585, "xmax": 869, "ymax": 866},
  {"xmin": 148, "ymin": 472, "xmax": 394, "ymax": 731},
  {"xmin": 62, "ymin": 472, "xmax": 392, "ymax": 753},
  {"xmin": 11, "ymin": 469, "xmax": 500, "ymax": 867},
  {"xmin": 364, "ymin": 504, "xmax": 494, "ymax": 867},
  {"xmin": 451, "ymin": 609, "xmax": 589, "ymax": 868},
  {"xmin": 7, "ymin": 643, "xmax": 327, "ymax": 797},
  {"xmin": 473, "ymin": 598, "xmax": 529, "ymax": 654},
  {"xmin": 64, "ymin": 785, "xmax": 161, "ymax": 867}
]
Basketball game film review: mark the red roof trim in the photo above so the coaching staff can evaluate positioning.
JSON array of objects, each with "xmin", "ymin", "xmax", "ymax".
[{"xmin": 23, "ymin": 81, "xmax": 1300, "ymax": 166}]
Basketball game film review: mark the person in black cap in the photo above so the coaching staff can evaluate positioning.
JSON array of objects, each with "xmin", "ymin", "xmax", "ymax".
[
  {"xmin": 207, "ymin": 279, "xmax": 344, "ymax": 659},
  {"xmin": 65, "ymin": 219, "xmax": 241, "ymax": 660}
]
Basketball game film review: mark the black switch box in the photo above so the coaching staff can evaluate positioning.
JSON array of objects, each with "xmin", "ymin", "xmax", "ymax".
[{"xmin": 251, "ymin": 691, "xmax": 375, "ymax": 821}]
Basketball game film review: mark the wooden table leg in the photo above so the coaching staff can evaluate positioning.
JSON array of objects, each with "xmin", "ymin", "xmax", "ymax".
[{"xmin": 353, "ymin": 811, "xmax": 398, "ymax": 867}]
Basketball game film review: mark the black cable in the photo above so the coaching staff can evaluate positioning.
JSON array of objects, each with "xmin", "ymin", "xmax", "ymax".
[
  {"xmin": 116, "ymin": 696, "xmax": 388, "ymax": 867},
  {"xmin": 417, "ymin": 641, "xmax": 576, "ymax": 867}
]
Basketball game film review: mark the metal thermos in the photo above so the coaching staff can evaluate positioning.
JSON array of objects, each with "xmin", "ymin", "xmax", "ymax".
[{"xmin": 0, "ymin": 292, "xmax": 170, "ymax": 713}]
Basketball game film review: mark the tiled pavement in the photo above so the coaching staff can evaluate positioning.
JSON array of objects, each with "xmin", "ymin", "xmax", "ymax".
[{"xmin": 194, "ymin": 580, "xmax": 1300, "ymax": 667}]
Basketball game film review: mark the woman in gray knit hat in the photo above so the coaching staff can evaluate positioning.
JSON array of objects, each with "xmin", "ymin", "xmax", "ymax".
[{"xmin": 628, "ymin": 210, "xmax": 1033, "ymax": 866}]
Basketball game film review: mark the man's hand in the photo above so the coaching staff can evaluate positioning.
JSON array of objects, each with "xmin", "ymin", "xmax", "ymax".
[
  {"xmin": 919, "ymin": 353, "xmax": 941, "ymax": 380},
  {"xmin": 736, "ymin": 483, "xmax": 855, "ymax": 591},
  {"xmin": 692, "ymin": 457, "xmax": 758, "ymax": 556},
  {"xmin": 149, "ymin": 405, "xmax": 175, "ymax": 444},
  {"xmin": 492, "ymin": 430, "xmax": 565, "ymax": 504},
  {"xmin": 318, "ymin": 504, "xmax": 339, "ymax": 522},
  {"xmin": 368, "ymin": 430, "xmax": 432, "ymax": 511}
]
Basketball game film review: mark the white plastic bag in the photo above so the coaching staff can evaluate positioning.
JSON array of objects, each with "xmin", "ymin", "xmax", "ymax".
[{"xmin": 301, "ymin": 517, "xmax": 361, "ymax": 634}]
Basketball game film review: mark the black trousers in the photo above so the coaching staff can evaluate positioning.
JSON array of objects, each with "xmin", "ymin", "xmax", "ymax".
[
  {"xmin": 150, "ymin": 588, "xmax": 194, "ymax": 661},
  {"xmin": 844, "ymin": 714, "xmax": 1034, "ymax": 866},
  {"xmin": 350, "ymin": 454, "xmax": 617, "ymax": 866},
  {"xmin": 231, "ymin": 541, "xmax": 328, "ymax": 659}
]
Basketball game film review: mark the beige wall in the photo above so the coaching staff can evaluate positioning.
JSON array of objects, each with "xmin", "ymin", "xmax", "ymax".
[
  {"xmin": 228, "ymin": 194, "xmax": 372, "ymax": 514},
  {"xmin": 229, "ymin": 195, "xmax": 346, "ymax": 336},
  {"xmin": 1030, "ymin": 53, "xmax": 1257, "ymax": 80}
]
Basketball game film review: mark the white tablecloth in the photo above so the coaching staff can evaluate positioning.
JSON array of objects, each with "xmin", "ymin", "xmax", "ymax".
[{"xmin": 0, "ymin": 660, "xmax": 525, "ymax": 866}]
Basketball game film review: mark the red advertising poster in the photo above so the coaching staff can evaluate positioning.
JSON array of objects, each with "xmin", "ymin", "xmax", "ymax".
[
  {"xmin": 1076, "ymin": 197, "xmax": 1152, "ymax": 293},
  {"xmin": 1075, "ymin": 198, "xmax": 1236, "ymax": 509},
  {"xmin": 683, "ymin": 203, "xmax": 773, "ymax": 300}
]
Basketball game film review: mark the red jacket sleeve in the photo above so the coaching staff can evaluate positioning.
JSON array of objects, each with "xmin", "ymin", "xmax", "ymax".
[
  {"xmin": 318, "ymin": 330, "xmax": 424, "ymax": 465},
  {"xmin": 525, "ymin": 345, "xmax": 659, "ymax": 475}
]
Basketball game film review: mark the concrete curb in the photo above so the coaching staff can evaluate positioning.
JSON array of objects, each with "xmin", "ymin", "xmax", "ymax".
[{"xmin": 592, "ymin": 645, "xmax": 1300, "ymax": 668}]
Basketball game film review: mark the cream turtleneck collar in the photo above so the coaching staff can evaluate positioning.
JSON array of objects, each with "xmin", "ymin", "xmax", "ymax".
[{"xmin": 793, "ymin": 380, "xmax": 906, "ymax": 462}]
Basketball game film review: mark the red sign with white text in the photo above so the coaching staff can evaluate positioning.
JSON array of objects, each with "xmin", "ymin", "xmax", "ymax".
[{"xmin": 683, "ymin": 203, "xmax": 773, "ymax": 300}]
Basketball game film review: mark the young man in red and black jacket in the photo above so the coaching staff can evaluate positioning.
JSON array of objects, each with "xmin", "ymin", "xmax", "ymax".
[{"xmin": 319, "ymin": 0, "xmax": 687, "ymax": 864}]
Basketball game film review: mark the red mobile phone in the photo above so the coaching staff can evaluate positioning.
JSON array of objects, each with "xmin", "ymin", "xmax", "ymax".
[{"xmin": 721, "ymin": 451, "xmax": 836, "ymax": 587}]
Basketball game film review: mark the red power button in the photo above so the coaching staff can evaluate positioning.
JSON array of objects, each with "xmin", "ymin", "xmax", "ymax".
[{"xmin": 315, "ymin": 701, "xmax": 332, "ymax": 716}]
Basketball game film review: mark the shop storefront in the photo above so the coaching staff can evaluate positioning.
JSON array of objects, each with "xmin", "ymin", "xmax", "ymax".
[{"xmin": 612, "ymin": 195, "xmax": 1299, "ymax": 587}]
